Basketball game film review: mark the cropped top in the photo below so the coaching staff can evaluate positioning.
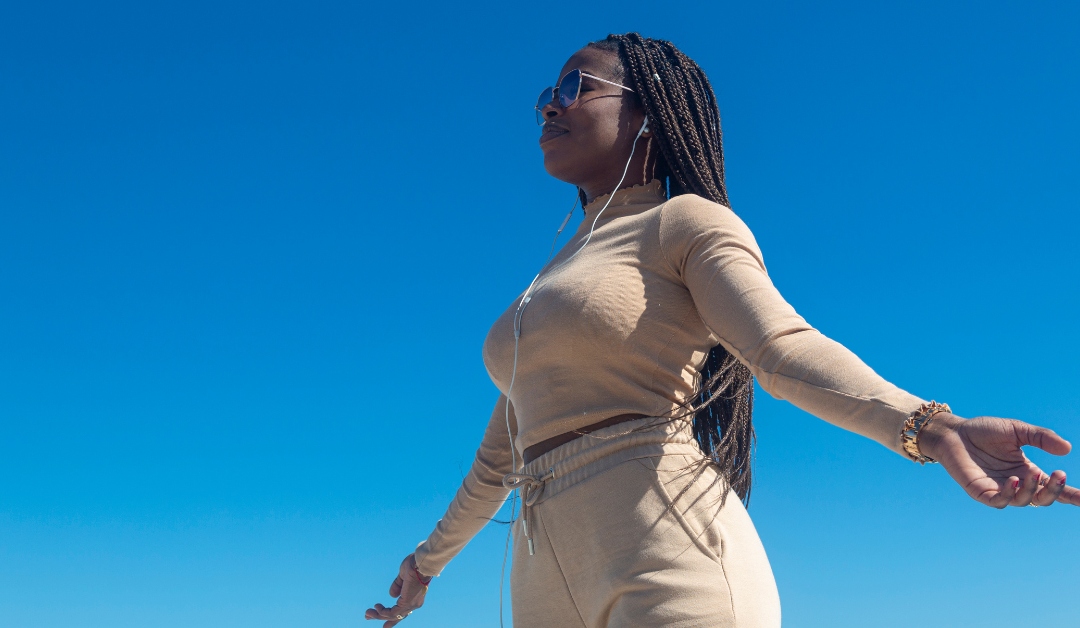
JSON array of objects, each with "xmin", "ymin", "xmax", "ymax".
[{"xmin": 412, "ymin": 180, "xmax": 927, "ymax": 576}]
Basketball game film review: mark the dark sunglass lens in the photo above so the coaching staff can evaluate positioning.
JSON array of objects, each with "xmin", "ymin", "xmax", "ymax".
[
  {"xmin": 558, "ymin": 70, "xmax": 581, "ymax": 108},
  {"xmin": 535, "ymin": 87, "xmax": 553, "ymax": 125}
]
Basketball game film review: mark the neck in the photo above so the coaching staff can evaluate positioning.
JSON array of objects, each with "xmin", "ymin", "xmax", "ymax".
[{"xmin": 583, "ymin": 178, "xmax": 665, "ymax": 216}]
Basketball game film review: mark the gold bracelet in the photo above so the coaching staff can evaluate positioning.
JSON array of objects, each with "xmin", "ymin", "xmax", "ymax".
[{"xmin": 901, "ymin": 401, "xmax": 951, "ymax": 465}]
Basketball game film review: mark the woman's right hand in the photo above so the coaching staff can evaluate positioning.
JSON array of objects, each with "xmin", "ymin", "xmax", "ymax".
[{"xmin": 364, "ymin": 553, "xmax": 431, "ymax": 627}]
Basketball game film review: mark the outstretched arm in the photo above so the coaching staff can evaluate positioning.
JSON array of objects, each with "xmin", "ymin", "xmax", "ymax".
[{"xmin": 659, "ymin": 195, "xmax": 1077, "ymax": 508}]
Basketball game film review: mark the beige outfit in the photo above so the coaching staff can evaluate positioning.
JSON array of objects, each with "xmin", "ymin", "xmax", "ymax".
[
  {"xmin": 507, "ymin": 417, "xmax": 780, "ymax": 628},
  {"xmin": 413, "ymin": 181, "xmax": 927, "ymax": 626}
]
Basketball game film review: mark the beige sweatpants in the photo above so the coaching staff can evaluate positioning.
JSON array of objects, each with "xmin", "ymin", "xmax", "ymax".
[{"xmin": 505, "ymin": 418, "xmax": 781, "ymax": 628}]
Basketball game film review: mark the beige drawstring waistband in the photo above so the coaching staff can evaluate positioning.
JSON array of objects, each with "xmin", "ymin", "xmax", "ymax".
[
  {"xmin": 500, "ymin": 416, "xmax": 697, "ymax": 559},
  {"xmin": 502, "ymin": 467, "xmax": 555, "ymax": 556}
]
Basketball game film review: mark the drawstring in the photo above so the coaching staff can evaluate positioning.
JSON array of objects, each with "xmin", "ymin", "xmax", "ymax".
[{"xmin": 502, "ymin": 467, "xmax": 555, "ymax": 556}]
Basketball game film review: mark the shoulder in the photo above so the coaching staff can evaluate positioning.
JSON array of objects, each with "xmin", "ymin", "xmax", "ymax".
[{"xmin": 658, "ymin": 194, "xmax": 764, "ymax": 262}]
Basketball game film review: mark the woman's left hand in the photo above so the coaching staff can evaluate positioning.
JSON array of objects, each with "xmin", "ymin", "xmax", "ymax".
[
  {"xmin": 917, "ymin": 413, "xmax": 1080, "ymax": 508},
  {"xmin": 364, "ymin": 553, "xmax": 430, "ymax": 627}
]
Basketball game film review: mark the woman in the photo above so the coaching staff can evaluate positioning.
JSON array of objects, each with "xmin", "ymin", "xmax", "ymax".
[{"xmin": 365, "ymin": 33, "xmax": 1078, "ymax": 627}]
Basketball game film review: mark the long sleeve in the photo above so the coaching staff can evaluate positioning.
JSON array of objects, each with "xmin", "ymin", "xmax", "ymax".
[
  {"xmin": 412, "ymin": 395, "xmax": 518, "ymax": 576},
  {"xmin": 659, "ymin": 195, "xmax": 926, "ymax": 456}
]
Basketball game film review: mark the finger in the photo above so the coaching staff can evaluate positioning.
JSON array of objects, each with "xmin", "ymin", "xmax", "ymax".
[
  {"xmin": 967, "ymin": 475, "xmax": 1014, "ymax": 509},
  {"xmin": 1032, "ymin": 471, "xmax": 1066, "ymax": 507},
  {"xmin": 993, "ymin": 475, "xmax": 1019, "ymax": 508},
  {"xmin": 366, "ymin": 605, "xmax": 406, "ymax": 627},
  {"xmin": 1023, "ymin": 471, "xmax": 1049, "ymax": 503},
  {"xmin": 1015, "ymin": 423, "xmax": 1072, "ymax": 456},
  {"xmin": 1056, "ymin": 484, "xmax": 1080, "ymax": 506},
  {"xmin": 389, "ymin": 576, "xmax": 403, "ymax": 597},
  {"xmin": 998, "ymin": 475, "xmax": 1024, "ymax": 508},
  {"xmin": 1010, "ymin": 469, "xmax": 1042, "ymax": 507},
  {"xmin": 364, "ymin": 608, "xmax": 401, "ymax": 626},
  {"xmin": 382, "ymin": 604, "xmax": 413, "ymax": 625},
  {"xmin": 369, "ymin": 603, "xmax": 395, "ymax": 619}
]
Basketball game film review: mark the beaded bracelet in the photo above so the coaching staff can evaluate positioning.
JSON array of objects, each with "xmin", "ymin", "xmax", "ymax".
[{"xmin": 901, "ymin": 401, "xmax": 951, "ymax": 464}]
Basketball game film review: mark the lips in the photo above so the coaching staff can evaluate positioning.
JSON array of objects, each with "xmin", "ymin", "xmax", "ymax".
[{"xmin": 539, "ymin": 123, "xmax": 568, "ymax": 145}]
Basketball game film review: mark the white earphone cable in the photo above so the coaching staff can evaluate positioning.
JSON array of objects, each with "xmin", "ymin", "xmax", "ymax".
[
  {"xmin": 498, "ymin": 116, "xmax": 650, "ymax": 628},
  {"xmin": 497, "ymin": 194, "xmax": 576, "ymax": 628}
]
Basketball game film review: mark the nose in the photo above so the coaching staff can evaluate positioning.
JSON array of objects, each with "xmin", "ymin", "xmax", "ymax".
[{"xmin": 540, "ymin": 99, "xmax": 563, "ymax": 122}]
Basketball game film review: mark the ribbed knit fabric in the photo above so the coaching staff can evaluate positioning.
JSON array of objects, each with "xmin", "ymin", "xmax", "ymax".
[
  {"xmin": 413, "ymin": 181, "xmax": 926, "ymax": 577},
  {"xmin": 508, "ymin": 417, "xmax": 781, "ymax": 628}
]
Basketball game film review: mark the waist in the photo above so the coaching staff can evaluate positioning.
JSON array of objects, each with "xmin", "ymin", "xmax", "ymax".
[
  {"xmin": 510, "ymin": 415, "xmax": 703, "ymax": 507},
  {"xmin": 523, "ymin": 413, "xmax": 647, "ymax": 465}
]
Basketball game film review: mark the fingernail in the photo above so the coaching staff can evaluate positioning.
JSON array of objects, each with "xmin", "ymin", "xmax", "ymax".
[
  {"xmin": 1012, "ymin": 479, "xmax": 1020, "ymax": 489},
  {"xmin": 1059, "ymin": 476, "xmax": 1067, "ymax": 486}
]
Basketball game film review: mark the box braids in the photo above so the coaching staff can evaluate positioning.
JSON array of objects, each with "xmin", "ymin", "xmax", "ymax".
[{"xmin": 589, "ymin": 33, "xmax": 755, "ymax": 506}]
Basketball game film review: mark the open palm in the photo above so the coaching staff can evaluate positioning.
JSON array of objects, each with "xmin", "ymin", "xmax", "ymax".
[{"xmin": 924, "ymin": 415, "xmax": 1079, "ymax": 508}]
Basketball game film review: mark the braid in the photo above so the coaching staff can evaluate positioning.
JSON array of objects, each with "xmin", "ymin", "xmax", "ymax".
[{"xmin": 589, "ymin": 34, "xmax": 755, "ymax": 507}]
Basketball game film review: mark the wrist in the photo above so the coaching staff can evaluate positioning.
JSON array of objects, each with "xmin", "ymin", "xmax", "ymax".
[
  {"xmin": 900, "ymin": 401, "xmax": 956, "ymax": 463},
  {"xmin": 915, "ymin": 412, "xmax": 965, "ymax": 462},
  {"xmin": 409, "ymin": 555, "xmax": 433, "ymax": 584}
]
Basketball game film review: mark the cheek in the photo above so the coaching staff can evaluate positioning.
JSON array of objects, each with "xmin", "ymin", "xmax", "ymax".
[
  {"xmin": 540, "ymin": 101, "xmax": 628, "ymax": 180},
  {"xmin": 575, "ymin": 103, "xmax": 624, "ymax": 149}
]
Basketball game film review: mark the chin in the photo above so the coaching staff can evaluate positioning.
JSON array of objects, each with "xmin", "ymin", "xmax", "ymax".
[{"xmin": 541, "ymin": 152, "xmax": 583, "ymax": 186}]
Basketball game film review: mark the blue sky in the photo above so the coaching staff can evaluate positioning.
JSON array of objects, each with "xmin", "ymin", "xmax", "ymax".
[{"xmin": 1, "ymin": 1, "xmax": 1077, "ymax": 626}]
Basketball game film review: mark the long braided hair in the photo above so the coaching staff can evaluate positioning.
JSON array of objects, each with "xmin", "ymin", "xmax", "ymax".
[{"xmin": 589, "ymin": 33, "xmax": 756, "ymax": 506}]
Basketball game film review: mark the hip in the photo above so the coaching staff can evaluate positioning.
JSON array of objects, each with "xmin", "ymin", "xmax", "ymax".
[{"xmin": 505, "ymin": 416, "xmax": 780, "ymax": 628}]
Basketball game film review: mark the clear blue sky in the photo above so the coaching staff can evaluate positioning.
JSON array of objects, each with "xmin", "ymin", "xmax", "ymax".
[{"xmin": 1, "ymin": 1, "xmax": 1077, "ymax": 627}]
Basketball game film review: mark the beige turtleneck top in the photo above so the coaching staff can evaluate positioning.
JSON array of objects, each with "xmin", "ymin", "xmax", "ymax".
[{"xmin": 412, "ymin": 181, "xmax": 927, "ymax": 576}]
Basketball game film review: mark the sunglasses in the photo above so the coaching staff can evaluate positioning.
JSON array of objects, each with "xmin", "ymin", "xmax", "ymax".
[{"xmin": 535, "ymin": 69, "xmax": 635, "ymax": 125}]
